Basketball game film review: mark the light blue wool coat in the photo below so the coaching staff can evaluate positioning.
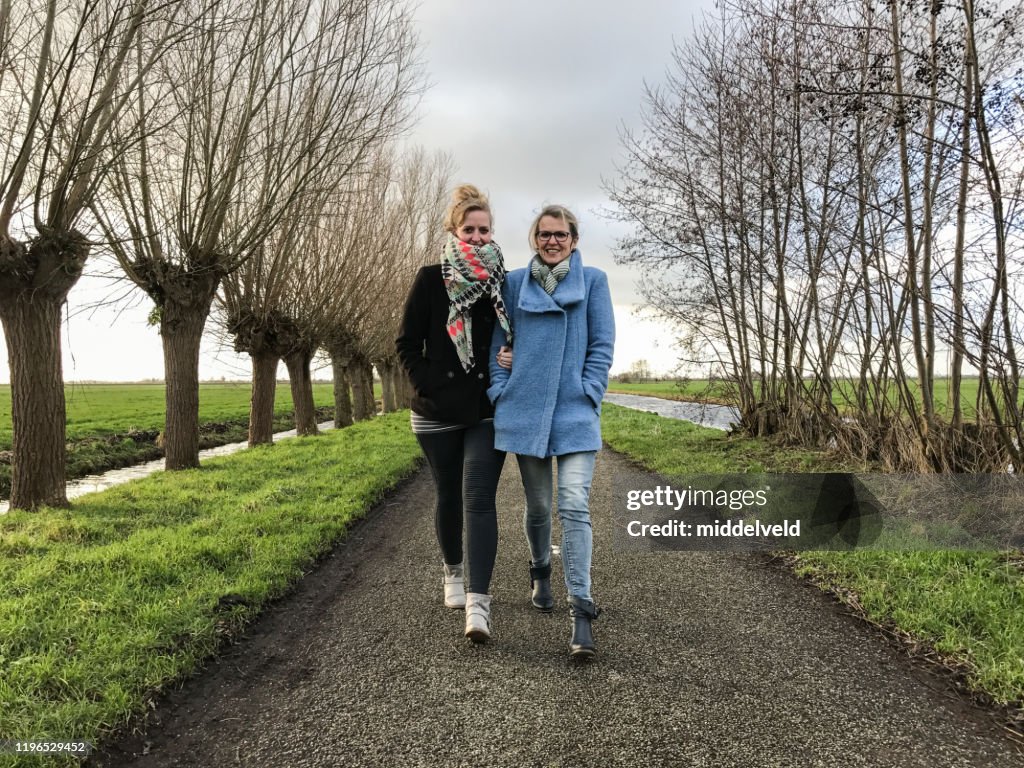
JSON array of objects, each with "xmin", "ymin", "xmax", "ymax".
[{"xmin": 487, "ymin": 250, "xmax": 615, "ymax": 458}]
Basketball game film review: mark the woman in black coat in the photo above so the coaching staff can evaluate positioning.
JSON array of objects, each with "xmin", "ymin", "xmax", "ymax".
[{"xmin": 395, "ymin": 184, "xmax": 512, "ymax": 643}]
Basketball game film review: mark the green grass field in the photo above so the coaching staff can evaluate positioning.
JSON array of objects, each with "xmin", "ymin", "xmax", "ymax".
[
  {"xmin": 0, "ymin": 382, "xmax": 339, "ymax": 446},
  {"xmin": 608, "ymin": 379, "xmax": 731, "ymax": 403},
  {"xmin": 601, "ymin": 404, "xmax": 1024, "ymax": 711}
]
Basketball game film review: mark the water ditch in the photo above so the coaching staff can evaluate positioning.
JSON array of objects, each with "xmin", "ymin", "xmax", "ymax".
[
  {"xmin": 0, "ymin": 421, "xmax": 336, "ymax": 515},
  {"xmin": 603, "ymin": 393, "xmax": 739, "ymax": 431}
]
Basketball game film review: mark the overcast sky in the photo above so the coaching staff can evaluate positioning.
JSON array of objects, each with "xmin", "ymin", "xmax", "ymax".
[{"xmin": 0, "ymin": 0, "xmax": 715, "ymax": 383}]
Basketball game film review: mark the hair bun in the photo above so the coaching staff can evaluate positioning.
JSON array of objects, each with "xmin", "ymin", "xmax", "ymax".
[
  {"xmin": 444, "ymin": 184, "xmax": 492, "ymax": 233},
  {"xmin": 451, "ymin": 183, "xmax": 487, "ymax": 206}
]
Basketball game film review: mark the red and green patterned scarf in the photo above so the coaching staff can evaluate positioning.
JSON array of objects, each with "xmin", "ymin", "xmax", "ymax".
[{"xmin": 441, "ymin": 233, "xmax": 513, "ymax": 372}]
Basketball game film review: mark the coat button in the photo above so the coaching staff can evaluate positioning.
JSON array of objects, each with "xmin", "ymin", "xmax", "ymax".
[
  {"xmin": 447, "ymin": 371, "xmax": 454, "ymax": 378},
  {"xmin": 477, "ymin": 372, "xmax": 484, "ymax": 380}
]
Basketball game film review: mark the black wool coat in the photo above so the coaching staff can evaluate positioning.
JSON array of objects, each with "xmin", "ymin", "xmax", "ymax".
[{"xmin": 395, "ymin": 265, "xmax": 500, "ymax": 425}]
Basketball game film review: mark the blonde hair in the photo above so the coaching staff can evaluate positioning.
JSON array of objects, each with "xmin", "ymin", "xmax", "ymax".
[
  {"xmin": 444, "ymin": 184, "xmax": 492, "ymax": 233},
  {"xmin": 528, "ymin": 204, "xmax": 579, "ymax": 251}
]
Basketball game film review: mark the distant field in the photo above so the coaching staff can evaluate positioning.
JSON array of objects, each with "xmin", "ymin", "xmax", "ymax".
[
  {"xmin": 608, "ymin": 380, "xmax": 731, "ymax": 403},
  {"xmin": 608, "ymin": 377, "xmax": 1014, "ymax": 419},
  {"xmin": 830, "ymin": 378, "xmax": 994, "ymax": 417},
  {"xmin": 0, "ymin": 382, "xmax": 338, "ymax": 447}
]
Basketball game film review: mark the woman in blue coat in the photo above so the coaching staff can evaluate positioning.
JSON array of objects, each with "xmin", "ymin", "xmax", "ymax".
[{"xmin": 488, "ymin": 204, "xmax": 615, "ymax": 658}]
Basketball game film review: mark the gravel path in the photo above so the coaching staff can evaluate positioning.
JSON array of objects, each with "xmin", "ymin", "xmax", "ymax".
[{"xmin": 91, "ymin": 450, "xmax": 1022, "ymax": 767}]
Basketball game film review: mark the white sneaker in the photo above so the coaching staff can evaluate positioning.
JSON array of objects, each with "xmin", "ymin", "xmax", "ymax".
[
  {"xmin": 464, "ymin": 592, "xmax": 492, "ymax": 642},
  {"xmin": 443, "ymin": 563, "xmax": 465, "ymax": 609}
]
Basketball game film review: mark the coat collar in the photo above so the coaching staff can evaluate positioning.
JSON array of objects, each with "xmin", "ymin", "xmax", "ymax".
[{"xmin": 517, "ymin": 250, "xmax": 585, "ymax": 313}]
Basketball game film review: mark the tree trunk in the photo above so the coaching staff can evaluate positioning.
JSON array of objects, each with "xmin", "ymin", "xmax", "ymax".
[
  {"xmin": 0, "ymin": 231, "xmax": 88, "ymax": 509},
  {"xmin": 0, "ymin": 295, "xmax": 69, "ymax": 509},
  {"xmin": 379, "ymin": 359, "xmax": 397, "ymax": 412},
  {"xmin": 363, "ymin": 361, "xmax": 377, "ymax": 417},
  {"xmin": 158, "ymin": 266, "xmax": 221, "ymax": 470},
  {"xmin": 249, "ymin": 352, "xmax": 279, "ymax": 445},
  {"xmin": 950, "ymin": 30, "xmax": 973, "ymax": 430},
  {"xmin": 351, "ymin": 357, "xmax": 372, "ymax": 422},
  {"xmin": 332, "ymin": 356, "xmax": 354, "ymax": 427},
  {"xmin": 392, "ymin": 366, "xmax": 411, "ymax": 409},
  {"xmin": 285, "ymin": 349, "xmax": 318, "ymax": 436},
  {"xmin": 161, "ymin": 306, "xmax": 210, "ymax": 470}
]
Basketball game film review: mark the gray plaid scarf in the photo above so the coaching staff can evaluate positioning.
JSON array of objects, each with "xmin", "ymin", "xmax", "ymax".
[{"xmin": 530, "ymin": 255, "xmax": 571, "ymax": 295}]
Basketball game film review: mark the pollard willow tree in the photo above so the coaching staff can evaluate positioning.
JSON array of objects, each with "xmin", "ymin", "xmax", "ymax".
[
  {"xmin": 320, "ymin": 146, "xmax": 450, "ymax": 423},
  {"xmin": 0, "ymin": 0, "xmax": 201, "ymax": 509},
  {"xmin": 228, "ymin": 144, "xmax": 450, "ymax": 435},
  {"xmin": 367, "ymin": 147, "xmax": 451, "ymax": 413},
  {"xmin": 217, "ymin": 150, "xmax": 393, "ymax": 443},
  {"xmin": 276, "ymin": 215, "xmax": 359, "ymax": 437},
  {"xmin": 237, "ymin": 144, "xmax": 452, "ymax": 435},
  {"xmin": 217, "ymin": 218, "xmax": 316, "ymax": 445},
  {"xmin": 92, "ymin": 0, "xmax": 420, "ymax": 469},
  {"xmin": 217, "ymin": 211, "xmax": 318, "ymax": 445}
]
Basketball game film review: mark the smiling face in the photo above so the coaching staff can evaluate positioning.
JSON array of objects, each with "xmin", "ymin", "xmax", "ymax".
[
  {"xmin": 454, "ymin": 209, "xmax": 493, "ymax": 246},
  {"xmin": 533, "ymin": 214, "xmax": 577, "ymax": 266}
]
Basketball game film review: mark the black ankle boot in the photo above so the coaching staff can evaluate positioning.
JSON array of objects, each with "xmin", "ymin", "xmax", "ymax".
[
  {"xmin": 529, "ymin": 563, "xmax": 554, "ymax": 612},
  {"xmin": 568, "ymin": 597, "xmax": 601, "ymax": 658}
]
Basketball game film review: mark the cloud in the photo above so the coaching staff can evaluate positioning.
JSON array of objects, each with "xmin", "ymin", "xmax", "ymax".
[{"xmin": 406, "ymin": 0, "xmax": 715, "ymax": 307}]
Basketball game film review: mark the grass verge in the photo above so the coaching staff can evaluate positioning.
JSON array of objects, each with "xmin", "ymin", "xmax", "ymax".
[
  {"xmin": 0, "ymin": 380, "xmax": 345, "ymax": 500},
  {"xmin": 1, "ymin": 407, "xmax": 335, "ymax": 502},
  {"xmin": 601, "ymin": 403, "xmax": 1024, "ymax": 719},
  {"xmin": 0, "ymin": 412, "xmax": 420, "ymax": 767}
]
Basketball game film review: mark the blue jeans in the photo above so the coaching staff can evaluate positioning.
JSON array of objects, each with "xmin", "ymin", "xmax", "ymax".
[{"xmin": 516, "ymin": 451, "xmax": 597, "ymax": 602}]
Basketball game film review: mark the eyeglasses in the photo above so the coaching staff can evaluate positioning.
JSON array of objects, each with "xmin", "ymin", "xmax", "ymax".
[
  {"xmin": 537, "ymin": 230, "xmax": 571, "ymax": 242},
  {"xmin": 458, "ymin": 226, "xmax": 491, "ymax": 235}
]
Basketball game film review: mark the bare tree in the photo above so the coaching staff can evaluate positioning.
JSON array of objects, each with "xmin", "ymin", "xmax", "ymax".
[
  {"xmin": 367, "ymin": 146, "xmax": 451, "ymax": 413},
  {"xmin": 218, "ymin": 144, "xmax": 441, "ymax": 441},
  {"xmin": 0, "ymin": 0, "xmax": 197, "ymax": 508},
  {"xmin": 218, "ymin": 209, "xmax": 316, "ymax": 445},
  {"xmin": 92, "ymin": 0, "xmax": 421, "ymax": 468},
  {"xmin": 317, "ymin": 146, "xmax": 449, "ymax": 424},
  {"xmin": 608, "ymin": 0, "xmax": 1024, "ymax": 471},
  {"xmin": 281, "ymin": 151, "xmax": 392, "ymax": 435}
]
